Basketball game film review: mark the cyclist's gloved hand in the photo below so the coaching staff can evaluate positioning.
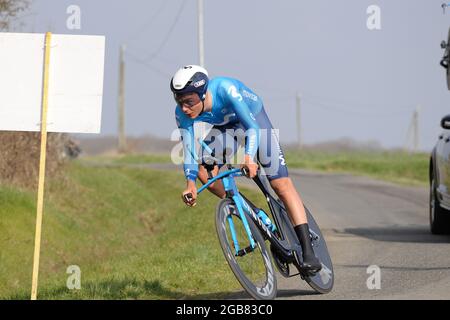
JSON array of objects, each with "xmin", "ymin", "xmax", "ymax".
[
  {"xmin": 182, "ymin": 180, "xmax": 197, "ymax": 207},
  {"xmin": 241, "ymin": 154, "xmax": 259, "ymax": 179}
]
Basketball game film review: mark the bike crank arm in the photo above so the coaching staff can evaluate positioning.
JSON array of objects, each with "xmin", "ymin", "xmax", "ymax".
[{"xmin": 236, "ymin": 245, "xmax": 255, "ymax": 257}]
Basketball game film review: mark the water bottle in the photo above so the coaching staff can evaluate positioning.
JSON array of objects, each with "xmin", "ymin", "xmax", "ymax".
[{"xmin": 257, "ymin": 209, "xmax": 277, "ymax": 233}]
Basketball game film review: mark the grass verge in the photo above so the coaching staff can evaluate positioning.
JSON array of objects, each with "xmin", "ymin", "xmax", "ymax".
[
  {"xmin": 285, "ymin": 150, "xmax": 429, "ymax": 186},
  {"xmin": 0, "ymin": 161, "xmax": 266, "ymax": 300}
]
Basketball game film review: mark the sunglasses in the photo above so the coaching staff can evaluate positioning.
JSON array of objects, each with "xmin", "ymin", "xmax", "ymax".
[{"xmin": 175, "ymin": 93, "xmax": 201, "ymax": 108}]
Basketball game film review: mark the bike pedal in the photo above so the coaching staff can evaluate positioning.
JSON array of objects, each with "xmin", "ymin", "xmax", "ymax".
[
  {"xmin": 305, "ymin": 270, "xmax": 320, "ymax": 277},
  {"xmin": 299, "ymin": 264, "xmax": 322, "ymax": 276}
]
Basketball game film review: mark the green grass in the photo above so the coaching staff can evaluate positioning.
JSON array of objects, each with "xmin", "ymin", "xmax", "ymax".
[
  {"xmin": 112, "ymin": 154, "xmax": 172, "ymax": 165},
  {"xmin": 140, "ymin": 149, "xmax": 429, "ymax": 187},
  {"xmin": 285, "ymin": 150, "xmax": 429, "ymax": 186},
  {"xmin": 81, "ymin": 153, "xmax": 171, "ymax": 166},
  {"xmin": 0, "ymin": 161, "xmax": 266, "ymax": 300},
  {"xmin": 86, "ymin": 149, "xmax": 430, "ymax": 187}
]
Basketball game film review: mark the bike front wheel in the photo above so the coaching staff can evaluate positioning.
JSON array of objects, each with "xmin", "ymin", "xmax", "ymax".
[{"xmin": 215, "ymin": 198, "xmax": 277, "ymax": 300}]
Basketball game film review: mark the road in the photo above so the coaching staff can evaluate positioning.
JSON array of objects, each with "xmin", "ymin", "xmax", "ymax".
[
  {"xmin": 81, "ymin": 160, "xmax": 450, "ymax": 299},
  {"xmin": 269, "ymin": 169, "xmax": 450, "ymax": 300}
]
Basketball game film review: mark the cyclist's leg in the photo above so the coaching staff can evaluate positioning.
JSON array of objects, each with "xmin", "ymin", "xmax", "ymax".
[
  {"xmin": 198, "ymin": 164, "xmax": 226, "ymax": 198},
  {"xmin": 253, "ymin": 108, "xmax": 306, "ymax": 222},
  {"xmin": 269, "ymin": 178, "xmax": 307, "ymax": 225},
  {"xmin": 197, "ymin": 124, "xmax": 235, "ymax": 199},
  {"xmin": 255, "ymin": 107, "xmax": 321, "ymax": 271},
  {"xmin": 269, "ymin": 178, "xmax": 321, "ymax": 270}
]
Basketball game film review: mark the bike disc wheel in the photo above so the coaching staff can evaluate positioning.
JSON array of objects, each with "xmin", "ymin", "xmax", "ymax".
[
  {"xmin": 302, "ymin": 207, "xmax": 334, "ymax": 294},
  {"xmin": 215, "ymin": 198, "xmax": 277, "ymax": 300}
]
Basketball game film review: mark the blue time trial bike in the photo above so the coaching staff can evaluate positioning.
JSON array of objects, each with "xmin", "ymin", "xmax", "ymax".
[{"xmin": 184, "ymin": 151, "xmax": 334, "ymax": 300}]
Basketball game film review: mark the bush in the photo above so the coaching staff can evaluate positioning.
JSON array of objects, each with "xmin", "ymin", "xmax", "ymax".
[{"xmin": 0, "ymin": 132, "xmax": 71, "ymax": 189}]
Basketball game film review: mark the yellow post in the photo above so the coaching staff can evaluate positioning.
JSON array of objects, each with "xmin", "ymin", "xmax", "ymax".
[{"xmin": 31, "ymin": 32, "xmax": 52, "ymax": 301}]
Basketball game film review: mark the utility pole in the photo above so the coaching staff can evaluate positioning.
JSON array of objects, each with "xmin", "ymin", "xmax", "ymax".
[
  {"xmin": 198, "ymin": 0, "xmax": 205, "ymax": 68},
  {"xmin": 413, "ymin": 105, "xmax": 420, "ymax": 152},
  {"xmin": 118, "ymin": 44, "xmax": 127, "ymax": 154},
  {"xmin": 197, "ymin": 0, "xmax": 207, "ymax": 141},
  {"xmin": 296, "ymin": 92, "xmax": 303, "ymax": 150},
  {"xmin": 404, "ymin": 105, "xmax": 420, "ymax": 153}
]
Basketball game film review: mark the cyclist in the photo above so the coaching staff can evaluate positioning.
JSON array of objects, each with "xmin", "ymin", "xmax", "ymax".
[{"xmin": 171, "ymin": 65, "xmax": 321, "ymax": 272}]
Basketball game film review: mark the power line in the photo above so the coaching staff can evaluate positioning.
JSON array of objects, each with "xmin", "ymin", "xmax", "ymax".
[
  {"xmin": 255, "ymin": 88, "xmax": 416, "ymax": 116},
  {"xmin": 246, "ymin": 91, "xmax": 414, "ymax": 117},
  {"xmin": 123, "ymin": 0, "xmax": 187, "ymax": 75},
  {"xmin": 126, "ymin": 46, "xmax": 180, "ymax": 66},
  {"xmin": 143, "ymin": 0, "xmax": 187, "ymax": 62},
  {"xmin": 302, "ymin": 91, "xmax": 415, "ymax": 111},
  {"xmin": 302, "ymin": 97, "xmax": 414, "ymax": 118},
  {"xmin": 126, "ymin": 50, "xmax": 171, "ymax": 78},
  {"xmin": 302, "ymin": 95, "xmax": 415, "ymax": 113},
  {"xmin": 262, "ymin": 94, "xmax": 294, "ymax": 102},
  {"xmin": 125, "ymin": 0, "xmax": 168, "ymax": 44},
  {"xmin": 259, "ymin": 88, "xmax": 416, "ymax": 113}
]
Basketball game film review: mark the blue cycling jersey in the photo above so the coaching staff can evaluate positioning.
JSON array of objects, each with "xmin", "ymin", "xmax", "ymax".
[{"xmin": 175, "ymin": 77, "xmax": 264, "ymax": 182}]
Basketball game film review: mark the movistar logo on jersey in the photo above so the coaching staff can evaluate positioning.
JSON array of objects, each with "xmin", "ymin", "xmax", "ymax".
[
  {"xmin": 194, "ymin": 79, "xmax": 206, "ymax": 88},
  {"xmin": 243, "ymin": 90, "xmax": 258, "ymax": 102},
  {"xmin": 228, "ymin": 85, "xmax": 243, "ymax": 102}
]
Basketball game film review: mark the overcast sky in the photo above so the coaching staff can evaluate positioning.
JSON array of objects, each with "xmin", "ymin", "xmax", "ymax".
[{"xmin": 13, "ymin": 0, "xmax": 450, "ymax": 151}]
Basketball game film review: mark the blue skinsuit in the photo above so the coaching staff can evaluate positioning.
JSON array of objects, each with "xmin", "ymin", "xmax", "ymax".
[{"xmin": 175, "ymin": 77, "xmax": 288, "ymax": 182}]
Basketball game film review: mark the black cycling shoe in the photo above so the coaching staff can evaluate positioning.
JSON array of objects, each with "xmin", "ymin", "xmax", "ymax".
[
  {"xmin": 294, "ymin": 223, "xmax": 322, "ymax": 273},
  {"xmin": 301, "ymin": 253, "xmax": 322, "ymax": 274}
]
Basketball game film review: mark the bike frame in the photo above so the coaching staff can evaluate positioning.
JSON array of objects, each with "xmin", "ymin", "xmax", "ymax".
[
  {"xmin": 197, "ymin": 167, "xmax": 303, "ymax": 261},
  {"xmin": 198, "ymin": 168, "xmax": 256, "ymax": 253}
]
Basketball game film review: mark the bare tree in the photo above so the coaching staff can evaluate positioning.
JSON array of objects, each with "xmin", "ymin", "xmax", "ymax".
[{"xmin": 0, "ymin": 0, "xmax": 29, "ymax": 31}]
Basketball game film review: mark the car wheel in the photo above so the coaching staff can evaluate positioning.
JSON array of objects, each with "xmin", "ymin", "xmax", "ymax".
[{"xmin": 430, "ymin": 175, "xmax": 450, "ymax": 234}]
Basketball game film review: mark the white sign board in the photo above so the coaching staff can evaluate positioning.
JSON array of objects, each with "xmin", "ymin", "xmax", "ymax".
[{"xmin": 0, "ymin": 32, "xmax": 105, "ymax": 133}]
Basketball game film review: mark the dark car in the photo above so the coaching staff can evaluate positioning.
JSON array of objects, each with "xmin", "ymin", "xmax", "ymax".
[
  {"xmin": 441, "ymin": 40, "xmax": 449, "ymax": 89},
  {"xmin": 441, "ymin": 28, "xmax": 450, "ymax": 90},
  {"xmin": 430, "ymin": 114, "xmax": 450, "ymax": 234}
]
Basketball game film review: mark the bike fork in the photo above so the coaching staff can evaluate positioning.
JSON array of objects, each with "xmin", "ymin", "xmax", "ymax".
[{"xmin": 227, "ymin": 197, "xmax": 257, "ymax": 256}]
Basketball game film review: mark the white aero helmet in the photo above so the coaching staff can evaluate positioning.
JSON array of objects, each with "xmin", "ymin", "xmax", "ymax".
[{"xmin": 170, "ymin": 65, "xmax": 209, "ymax": 101}]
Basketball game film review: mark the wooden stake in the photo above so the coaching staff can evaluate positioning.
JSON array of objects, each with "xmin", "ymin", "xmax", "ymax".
[{"xmin": 31, "ymin": 32, "xmax": 52, "ymax": 301}]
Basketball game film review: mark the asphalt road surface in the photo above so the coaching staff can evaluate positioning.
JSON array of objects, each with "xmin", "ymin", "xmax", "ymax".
[{"xmin": 262, "ymin": 169, "xmax": 450, "ymax": 300}]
